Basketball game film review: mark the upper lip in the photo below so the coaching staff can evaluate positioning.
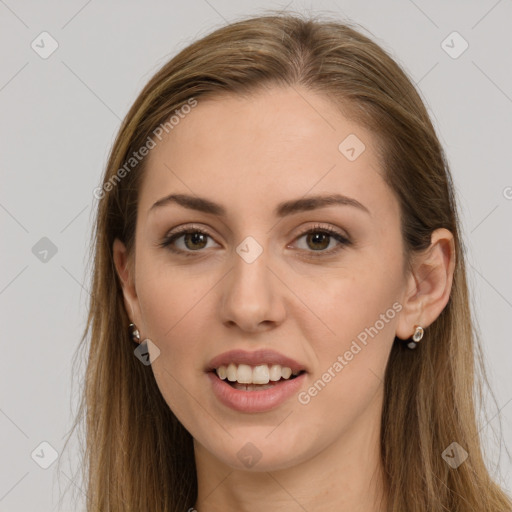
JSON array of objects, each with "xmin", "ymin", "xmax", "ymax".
[{"xmin": 206, "ymin": 349, "xmax": 308, "ymax": 374}]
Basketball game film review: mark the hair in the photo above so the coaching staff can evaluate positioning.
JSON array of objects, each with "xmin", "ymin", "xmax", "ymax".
[{"xmin": 62, "ymin": 10, "xmax": 511, "ymax": 512}]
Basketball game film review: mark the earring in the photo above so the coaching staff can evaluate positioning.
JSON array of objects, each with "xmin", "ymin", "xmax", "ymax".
[
  {"xmin": 407, "ymin": 325, "xmax": 424, "ymax": 349},
  {"xmin": 129, "ymin": 323, "xmax": 140, "ymax": 343}
]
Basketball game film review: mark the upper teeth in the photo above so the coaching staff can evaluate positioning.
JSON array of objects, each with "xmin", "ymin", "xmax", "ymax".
[{"xmin": 215, "ymin": 363, "xmax": 300, "ymax": 384}]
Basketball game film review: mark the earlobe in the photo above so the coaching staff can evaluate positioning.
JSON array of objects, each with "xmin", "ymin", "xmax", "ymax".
[{"xmin": 395, "ymin": 228, "xmax": 456, "ymax": 340}]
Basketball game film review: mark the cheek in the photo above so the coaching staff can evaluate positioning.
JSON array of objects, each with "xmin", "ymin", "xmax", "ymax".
[
  {"xmin": 133, "ymin": 258, "xmax": 188, "ymax": 382},
  {"xmin": 135, "ymin": 245, "xmax": 210, "ymax": 336},
  {"xmin": 294, "ymin": 274, "xmax": 399, "ymax": 440},
  {"xmin": 301, "ymin": 245, "xmax": 404, "ymax": 348},
  {"xmin": 135, "ymin": 265, "xmax": 214, "ymax": 429},
  {"xmin": 134, "ymin": 253, "xmax": 224, "ymax": 393},
  {"xmin": 298, "ymin": 248, "xmax": 403, "ymax": 407}
]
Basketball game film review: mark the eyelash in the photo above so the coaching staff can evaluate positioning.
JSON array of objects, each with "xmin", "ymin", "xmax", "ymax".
[{"xmin": 158, "ymin": 223, "xmax": 352, "ymax": 259}]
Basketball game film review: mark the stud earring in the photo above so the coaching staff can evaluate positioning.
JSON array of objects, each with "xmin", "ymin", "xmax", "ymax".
[
  {"xmin": 407, "ymin": 325, "xmax": 424, "ymax": 349},
  {"xmin": 129, "ymin": 323, "xmax": 140, "ymax": 343}
]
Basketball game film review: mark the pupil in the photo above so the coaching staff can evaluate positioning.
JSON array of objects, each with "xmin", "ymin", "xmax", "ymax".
[
  {"xmin": 308, "ymin": 233, "xmax": 329, "ymax": 250},
  {"xmin": 185, "ymin": 232, "xmax": 207, "ymax": 250}
]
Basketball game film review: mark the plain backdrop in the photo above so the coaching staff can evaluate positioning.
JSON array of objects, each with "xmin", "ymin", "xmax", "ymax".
[{"xmin": 1, "ymin": 1, "xmax": 511, "ymax": 510}]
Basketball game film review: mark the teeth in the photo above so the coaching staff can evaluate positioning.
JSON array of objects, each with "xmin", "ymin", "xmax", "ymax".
[
  {"xmin": 226, "ymin": 363, "xmax": 237, "ymax": 382},
  {"xmin": 232, "ymin": 382, "xmax": 275, "ymax": 391},
  {"xmin": 216, "ymin": 365, "xmax": 227, "ymax": 380},
  {"xmin": 237, "ymin": 364, "xmax": 253, "ymax": 384},
  {"xmin": 269, "ymin": 364, "xmax": 281, "ymax": 381},
  {"xmin": 252, "ymin": 364, "xmax": 270, "ymax": 384},
  {"xmin": 281, "ymin": 366, "xmax": 292, "ymax": 379},
  {"xmin": 215, "ymin": 363, "xmax": 300, "ymax": 385}
]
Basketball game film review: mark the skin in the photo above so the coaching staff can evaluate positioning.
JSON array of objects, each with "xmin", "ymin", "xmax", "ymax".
[{"xmin": 113, "ymin": 85, "xmax": 455, "ymax": 511}]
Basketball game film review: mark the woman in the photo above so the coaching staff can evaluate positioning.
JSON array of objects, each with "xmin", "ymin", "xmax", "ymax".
[{"xmin": 66, "ymin": 11, "xmax": 512, "ymax": 511}]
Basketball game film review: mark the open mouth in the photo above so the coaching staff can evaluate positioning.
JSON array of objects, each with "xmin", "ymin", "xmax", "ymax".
[
  {"xmin": 207, "ymin": 361, "xmax": 307, "ymax": 412},
  {"xmin": 210, "ymin": 368, "xmax": 306, "ymax": 392}
]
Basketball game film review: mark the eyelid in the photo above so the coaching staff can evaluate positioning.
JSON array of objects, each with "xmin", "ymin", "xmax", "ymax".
[
  {"xmin": 291, "ymin": 223, "xmax": 350, "ymax": 243},
  {"xmin": 289, "ymin": 223, "xmax": 351, "ymax": 258},
  {"xmin": 157, "ymin": 224, "xmax": 219, "ymax": 254},
  {"xmin": 158, "ymin": 222, "xmax": 352, "ymax": 257}
]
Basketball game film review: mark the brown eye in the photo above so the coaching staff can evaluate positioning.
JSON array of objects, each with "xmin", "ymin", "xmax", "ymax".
[
  {"xmin": 293, "ymin": 225, "xmax": 352, "ymax": 257},
  {"xmin": 181, "ymin": 232, "xmax": 209, "ymax": 250},
  {"xmin": 158, "ymin": 224, "xmax": 351, "ymax": 259},
  {"xmin": 159, "ymin": 227, "xmax": 219, "ymax": 255},
  {"xmin": 305, "ymin": 232, "xmax": 331, "ymax": 251}
]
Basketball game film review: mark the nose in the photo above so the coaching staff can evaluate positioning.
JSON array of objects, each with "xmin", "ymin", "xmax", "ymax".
[{"xmin": 219, "ymin": 245, "xmax": 286, "ymax": 333}]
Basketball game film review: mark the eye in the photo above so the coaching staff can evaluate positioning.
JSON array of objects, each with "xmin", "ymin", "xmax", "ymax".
[
  {"xmin": 291, "ymin": 224, "xmax": 351, "ymax": 257},
  {"xmin": 158, "ymin": 225, "xmax": 219, "ymax": 255},
  {"xmin": 158, "ymin": 223, "xmax": 351, "ymax": 257}
]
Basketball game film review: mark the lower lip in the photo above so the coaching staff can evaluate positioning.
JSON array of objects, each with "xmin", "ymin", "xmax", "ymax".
[{"xmin": 207, "ymin": 371, "xmax": 307, "ymax": 413}]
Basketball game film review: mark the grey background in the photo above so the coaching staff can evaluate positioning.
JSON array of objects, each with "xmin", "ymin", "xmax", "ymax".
[{"xmin": 1, "ymin": 1, "xmax": 511, "ymax": 510}]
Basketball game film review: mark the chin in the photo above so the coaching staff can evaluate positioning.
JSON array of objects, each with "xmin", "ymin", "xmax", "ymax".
[{"xmin": 206, "ymin": 429, "xmax": 310, "ymax": 472}]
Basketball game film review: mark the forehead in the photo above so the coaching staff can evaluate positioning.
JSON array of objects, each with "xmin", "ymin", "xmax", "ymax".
[{"xmin": 138, "ymin": 86, "xmax": 395, "ymax": 221}]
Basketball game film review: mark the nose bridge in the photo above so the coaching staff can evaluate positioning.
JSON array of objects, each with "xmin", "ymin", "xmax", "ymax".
[{"xmin": 220, "ymin": 233, "xmax": 285, "ymax": 331}]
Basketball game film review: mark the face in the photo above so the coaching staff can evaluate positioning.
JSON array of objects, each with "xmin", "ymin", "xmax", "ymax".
[{"xmin": 117, "ymin": 85, "xmax": 410, "ymax": 472}]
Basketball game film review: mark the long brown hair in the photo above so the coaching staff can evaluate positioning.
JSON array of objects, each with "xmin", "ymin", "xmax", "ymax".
[{"xmin": 62, "ymin": 11, "xmax": 512, "ymax": 511}]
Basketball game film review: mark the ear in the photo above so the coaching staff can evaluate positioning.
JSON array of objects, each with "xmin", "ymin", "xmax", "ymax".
[
  {"xmin": 113, "ymin": 238, "xmax": 142, "ymax": 331},
  {"xmin": 395, "ymin": 228, "xmax": 456, "ymax": 340}
]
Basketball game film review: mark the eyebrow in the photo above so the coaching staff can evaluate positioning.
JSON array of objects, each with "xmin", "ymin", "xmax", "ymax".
[{"xmin": 149, "ymin": 193, "xmax": 370, "ymax": 217}]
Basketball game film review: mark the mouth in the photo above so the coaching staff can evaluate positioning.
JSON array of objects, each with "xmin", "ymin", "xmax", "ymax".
[
  {"xmin": 207, "ymin": 365, "xmax": 307, "ymax": 413},
  {"xmin": 205, "ymin": 349, "xmax": 308, "ymax": 411},
  {"xmin": 210, "ymin": 363, "xmax": 307, "ymax": 392}
]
